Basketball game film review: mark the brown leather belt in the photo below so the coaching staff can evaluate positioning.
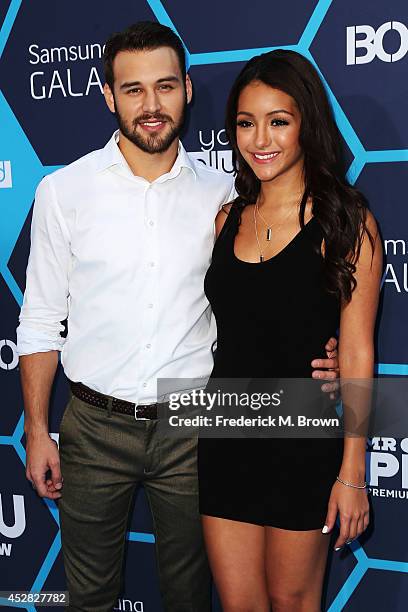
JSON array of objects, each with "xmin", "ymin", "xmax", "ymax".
[{"xmin": 69, "ymin": 380, "xmax": 166, "ymax": 419}]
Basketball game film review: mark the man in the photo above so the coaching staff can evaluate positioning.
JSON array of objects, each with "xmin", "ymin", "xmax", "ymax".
[{"xmin": 17, "ymin": 21, "xmax": 338, "ymax": 612}]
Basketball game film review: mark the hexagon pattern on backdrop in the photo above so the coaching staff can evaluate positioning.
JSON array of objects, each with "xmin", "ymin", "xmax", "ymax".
[{"xmin": 1, "ymin": 1, "xmax": 408, "ymax": 610}]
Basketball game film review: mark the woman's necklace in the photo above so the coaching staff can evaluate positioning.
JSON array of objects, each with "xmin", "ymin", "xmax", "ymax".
[
  {"xmin": 253, "ymin": 208, "xmax": 265, "ymax": 262},
  {"xmin": 255, "ymin": 200, "xmax": 296, "ymax": 241},
  {"xmin": 253, "ymin": 197, "xmax": 300, "ymax": 263}
]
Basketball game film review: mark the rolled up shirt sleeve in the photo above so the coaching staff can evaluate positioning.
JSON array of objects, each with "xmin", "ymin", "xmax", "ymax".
[{"xmin": 17, "ymin": 175, "xmax": 71, "ymax": 355}]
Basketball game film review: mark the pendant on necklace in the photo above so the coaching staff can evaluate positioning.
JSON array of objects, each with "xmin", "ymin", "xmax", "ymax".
[
  {"xmin": 266, "ymin": 228, "xmax": 272, "ymax": 241},
  {"xmin": 260, "ymin": 254, "xmax": 264, "ymax": 263}
]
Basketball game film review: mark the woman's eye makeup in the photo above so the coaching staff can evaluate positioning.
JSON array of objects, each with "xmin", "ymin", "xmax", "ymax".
[
  {"xmin": 236, "ymin": 117, "xmax": 290, "ymax": 127},
  {"xmin": 271, "ymin": 118, "xmax": 289, "ymax": 126},
  {"xmin": 236, "ymin": 119, "xmax": 253, "ymax": 127}
]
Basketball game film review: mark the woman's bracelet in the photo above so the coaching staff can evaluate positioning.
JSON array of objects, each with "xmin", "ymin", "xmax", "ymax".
[{"xmin": 336, "ymin": 476, "xmax": 367, "ymax": 489}]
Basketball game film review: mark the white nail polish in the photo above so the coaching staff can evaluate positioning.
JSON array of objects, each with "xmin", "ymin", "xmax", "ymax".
[{"xmin": 322, "ymin": 525, "xmax": 329, "ymax": 534}]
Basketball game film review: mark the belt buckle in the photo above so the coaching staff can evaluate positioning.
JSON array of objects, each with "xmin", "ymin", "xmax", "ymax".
[{"xmin": 134, "ymin": 405, "xmax": 149, "ymax": 421}]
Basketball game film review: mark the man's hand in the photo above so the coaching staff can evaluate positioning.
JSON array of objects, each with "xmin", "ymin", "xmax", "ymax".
[
  {"xmin": 26, "ymin": 432, "xmax": 63, "ymax": 499},
  {"xmin": 311, "ymin": 336, "xmax": 339, "ymax": 394},
  {"xmin": 20, "ymin": 351, "xmax": 61, "ymax": 498}
]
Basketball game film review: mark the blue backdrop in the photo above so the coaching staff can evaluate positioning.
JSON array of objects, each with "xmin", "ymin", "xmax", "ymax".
[{"xmin": 1, "ymin": 1, "xmax": 408, "ymax": 610}]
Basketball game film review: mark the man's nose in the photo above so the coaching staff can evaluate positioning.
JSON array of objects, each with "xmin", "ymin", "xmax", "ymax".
[{"xmin": 142, "ymin": 89, "xmax": 161, "ymax": 115}]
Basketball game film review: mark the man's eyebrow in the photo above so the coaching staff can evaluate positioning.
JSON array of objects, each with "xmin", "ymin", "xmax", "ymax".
[
  {"xmin": 237, "ymin": 109, "xmax": 294, "ymax": 117},
  {"xmin": 157, "ymin": 76, "xmax": 180, "ymax": 83},
  {"xmin": 120, "ymin": 75, "xmax": 181, "ymax": 90}
]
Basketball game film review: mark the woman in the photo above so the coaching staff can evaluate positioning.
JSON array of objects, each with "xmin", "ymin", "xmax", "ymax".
[{"xmin": 197, "ymin": 50, "xmax": 382, "ymax": 611}]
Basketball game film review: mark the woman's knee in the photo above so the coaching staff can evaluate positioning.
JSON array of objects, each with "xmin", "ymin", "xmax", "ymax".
[
  {"xmin": 268, "ymin": 587, "xmax": 320, "ymax": 612},
  {"xmin": 220, "ymin": 593, "xmax": 268, "ymax": 612},
  {"xmin": 218, "ymin": 584, "xmax": 269, "ymax": 612}
]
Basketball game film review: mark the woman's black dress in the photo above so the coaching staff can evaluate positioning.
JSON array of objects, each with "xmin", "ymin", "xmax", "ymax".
[{"xmin": 198, "ymin": 203, "xmax": 344, "ymax": 530}]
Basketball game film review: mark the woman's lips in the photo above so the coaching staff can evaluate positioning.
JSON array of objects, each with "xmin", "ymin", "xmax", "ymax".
[{"xmin": 251, "ymin": 151, "xmax": 281, "ymax": 164}]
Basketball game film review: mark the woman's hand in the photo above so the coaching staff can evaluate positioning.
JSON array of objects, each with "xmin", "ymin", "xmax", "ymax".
[{"xmin": 322, "ymin": 480, "xmax": 369, "ymax": 549}]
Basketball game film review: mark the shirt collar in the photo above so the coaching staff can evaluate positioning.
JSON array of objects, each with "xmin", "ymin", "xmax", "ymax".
[{"xmin": 97, "ymin": 130, "xmax": 197, "ymax": 181}]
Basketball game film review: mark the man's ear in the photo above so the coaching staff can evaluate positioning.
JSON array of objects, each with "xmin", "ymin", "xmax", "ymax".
[
  {"xmin": 103, "ymin": 83, "xmax": 116, "ymax": 114},
  {"xmin": 185, "ymin": 74, "xmax": 193, "ymax": 104}
]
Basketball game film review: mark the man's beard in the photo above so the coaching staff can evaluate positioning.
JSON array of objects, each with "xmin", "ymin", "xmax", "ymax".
[{"xmin": 115, "ymin": 104, "xmax": 186, "ymax": 154}]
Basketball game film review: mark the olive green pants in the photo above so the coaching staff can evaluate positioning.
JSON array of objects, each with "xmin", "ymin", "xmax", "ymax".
[{"xmin": 58, "ymin": 395, "xmax": 211, "ymax": 612}]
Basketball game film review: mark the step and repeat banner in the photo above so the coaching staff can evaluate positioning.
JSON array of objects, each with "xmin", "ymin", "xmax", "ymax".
[{"xmin": 1, "ymin": 1, "xmax": 408, "ymax": 610}]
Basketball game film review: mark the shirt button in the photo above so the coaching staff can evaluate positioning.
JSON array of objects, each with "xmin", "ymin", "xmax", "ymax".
[
  {"xmin": 146, "ymin": 344, "xmax": 151, "ymax": 349},
  {"xmin": 148, "ymin": 303, "xmax": 153, "ymax": 309},
  {"xmin": 149, "ymin": 220, "xmax": 154, "ymax": 227},
  {"xmin": 143, "ymin": 383, "xmax": 147, "ymax": 388},
  {"xmin": 149, "ymin": 262, "xmax": 155, "ymax": 267}
]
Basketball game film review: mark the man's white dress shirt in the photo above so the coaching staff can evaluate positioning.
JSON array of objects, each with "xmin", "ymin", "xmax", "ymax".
[{"xmin": 17, "ymin": 132, "xmax": 235, "ymax": 403}]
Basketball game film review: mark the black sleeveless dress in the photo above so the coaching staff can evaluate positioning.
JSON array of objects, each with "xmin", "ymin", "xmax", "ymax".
[{"xmin": 197, "ymin": 202, "xmax": 344, "ymax": 530}]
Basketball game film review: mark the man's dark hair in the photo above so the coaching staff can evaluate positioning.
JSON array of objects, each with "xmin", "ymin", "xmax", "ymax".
[{"xmin": 104, "ymin": 21, "xmax": 186, "ymax": 90}]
